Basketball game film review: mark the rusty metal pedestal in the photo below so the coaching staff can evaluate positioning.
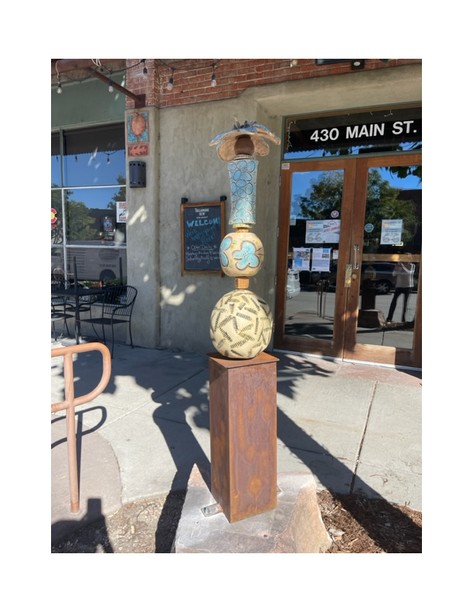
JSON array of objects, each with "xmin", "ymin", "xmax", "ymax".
[{"xmin": 208, "ymin": 352, "xmax": 279, "ymax": 523}]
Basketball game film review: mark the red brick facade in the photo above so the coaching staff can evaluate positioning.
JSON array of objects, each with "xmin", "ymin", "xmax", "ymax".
[{"xmin": 125, "ymin": 59, "xmax": 420, "ymax": 110}]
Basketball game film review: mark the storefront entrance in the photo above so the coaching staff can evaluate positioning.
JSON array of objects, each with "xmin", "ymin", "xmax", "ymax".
[{"xmin": 274, "ymin": 153, "xmax": 422, "ymax": 368}]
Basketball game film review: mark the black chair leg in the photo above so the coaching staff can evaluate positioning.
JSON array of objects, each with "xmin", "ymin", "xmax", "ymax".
[
  {"xmin": 102, "ymin": 322, "xmax": 106, "ymax": 345},
  {"xmin": 52, "ymin": 316, "xmax": 69, "ymax": 341},
  {"xmin": 111, "ymin": 325, "xmax": 115, "ymax": 358},
  {"xmin": 129, "ymin": 322, "xmax": 134, "ymax": 349}
]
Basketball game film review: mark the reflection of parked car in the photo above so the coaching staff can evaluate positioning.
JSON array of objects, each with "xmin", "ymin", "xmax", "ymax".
[
  {"xmin": 298, "ymin": 262, "xmax": 413, "ymax": 294},
  {"xmin": 361, "ymin": 263, "xmax": 397, "ymax": 294},
  {"xmin": 51, "ymin": 246, "xmax": 126, "ymax": 283}
]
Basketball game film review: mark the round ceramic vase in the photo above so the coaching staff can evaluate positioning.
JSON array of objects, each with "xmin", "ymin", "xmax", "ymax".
[{"xmin": 209, "ymin": 289, "xmax": 273, "ymax": 359}]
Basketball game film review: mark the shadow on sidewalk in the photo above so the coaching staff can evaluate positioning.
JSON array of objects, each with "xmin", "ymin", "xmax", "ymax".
[
  {"xmin": 276, "ymin": 407, "xmax": 421, "ymax": 552},
  {"xmin": 52, "ymin": 498, "xmax": 114, "ymax": 551},
  {"xmin": 52, "ymin": 347, "xmax": 420, "ymax": 552},
  {"xmin": 151, "ymin": 382, "xmax": 211, "ymax": 552},
  {"xmin": 149, "ymin": 351, "xmax": 420, "ymax": 552}
]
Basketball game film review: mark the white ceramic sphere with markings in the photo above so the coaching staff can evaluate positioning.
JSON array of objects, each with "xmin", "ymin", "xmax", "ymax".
[{"xmin": 210, "ymin": 289, "xmax": 273, "ymax": 359}]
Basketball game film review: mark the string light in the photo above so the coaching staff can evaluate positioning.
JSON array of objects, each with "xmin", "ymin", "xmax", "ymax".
[
  {"xmin": 55, "ymin": 61, "xmax": 62, "ymax": 94},
  {"xmin": 159, "ymin": 59, "xmax": 221, "ymax": 92},
  {"xmin": 52, "ymin": 59, "xmax": 223, "ymax": 94},
  {"xmin": 166, "ymin": 69, "xmax": 174, "ymax": 91}
]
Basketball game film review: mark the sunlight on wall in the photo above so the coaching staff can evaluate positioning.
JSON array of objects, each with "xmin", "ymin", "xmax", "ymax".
[
  {"xmin": 128, "ymin": 205, "xmax": 147, "ymax": 225},
  {"xmin": 160, "ymin": 283, "xmax": 197, "ymax": 306}
]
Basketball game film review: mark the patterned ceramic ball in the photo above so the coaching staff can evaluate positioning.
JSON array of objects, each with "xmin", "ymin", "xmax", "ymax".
[
  {"xmin": 210, "ymin": 289, "xmax": 273, "ymax": 359},
  {"xmin": 219, "ymin": 231, "xmax": 264, "ymax": 277}
]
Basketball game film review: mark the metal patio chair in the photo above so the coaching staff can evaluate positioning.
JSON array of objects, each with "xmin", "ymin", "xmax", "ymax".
[
  {"xmin": 51, "ymin": 297, "xmax": 73, "ymax": 341},
  {"xmin": 85, "ymin": 285, "xmax": 137, "ymax": 357}
]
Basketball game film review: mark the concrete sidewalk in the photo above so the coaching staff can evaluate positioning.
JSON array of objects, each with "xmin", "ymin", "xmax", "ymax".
[{"xmin": 51, "ymin": 339, "xmax": 421, "ymax": 542}]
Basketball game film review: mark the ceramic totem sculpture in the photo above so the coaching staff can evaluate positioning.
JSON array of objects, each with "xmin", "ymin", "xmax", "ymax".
[{"xmin": 209, "ymin": 121, "xmax": 280, "ymax": 359}]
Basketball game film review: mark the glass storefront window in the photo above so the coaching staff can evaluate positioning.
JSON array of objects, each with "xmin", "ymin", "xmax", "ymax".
[
  {"xmin": 65, "ymin": 187, "xmax": 127, "ymax": 246},
  {"xmin": 51, "ymin": 133, "xmax": 61, "ymax": 187},
  {"xmin": 51, "ymin": 123, "xmax": 127, "ymax": 285},
  {"xmin": 63, "ymin": 124, "xmax": 126, "ymax": 187},
  {"xmin": 51, "ymin": 190, "xmax": 63, "ymax": 245}
]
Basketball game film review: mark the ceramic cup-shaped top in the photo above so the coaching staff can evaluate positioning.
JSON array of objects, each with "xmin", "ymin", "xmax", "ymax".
[{"xmin": 219, "ymin": 231, "xmax": 264, "ymax": 277}]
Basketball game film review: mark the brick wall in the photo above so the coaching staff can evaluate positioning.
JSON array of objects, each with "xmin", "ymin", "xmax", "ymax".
[{"xmin": 125, "ymin": 58, "xmax": 420, "ymax": 110}]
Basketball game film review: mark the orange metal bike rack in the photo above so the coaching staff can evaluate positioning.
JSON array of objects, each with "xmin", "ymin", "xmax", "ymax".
[{"xmin": 51, "ymin": 342, "xmax": 112, "ymax": 513}]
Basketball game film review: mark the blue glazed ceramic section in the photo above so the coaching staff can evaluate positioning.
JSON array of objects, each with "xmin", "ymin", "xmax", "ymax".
[{"xmin": 227, "ymin": 159, "xmax": 258, "ymax": 226}]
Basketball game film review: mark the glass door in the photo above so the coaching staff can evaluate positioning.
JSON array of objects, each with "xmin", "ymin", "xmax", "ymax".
[
  {"xmin": 345, "ymin": 154, "xmax": 422, "ymax": 367},
  {"xmin": 274, "ymin": 154, "xmax": 421, "ymax": 368},
  {"xmin": 274, "ymin": 159, "xmax": 357, "ymax": 359}
]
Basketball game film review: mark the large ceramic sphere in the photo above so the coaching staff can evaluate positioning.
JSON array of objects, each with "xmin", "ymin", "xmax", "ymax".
[
  {"xmin": 210, "ymin": 289, "xmax": 273, "ymax": 359},
  {"xmin": 219, "ymin": 231, "xmax": 264, "ymax": 277}
]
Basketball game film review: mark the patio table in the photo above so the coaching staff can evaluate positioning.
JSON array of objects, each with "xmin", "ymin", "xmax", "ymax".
[{"xmin": 51, "ymin": 286, "xmax": 107, "ymax": 344}]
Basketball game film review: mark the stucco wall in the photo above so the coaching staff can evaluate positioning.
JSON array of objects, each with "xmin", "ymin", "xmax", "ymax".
[
  {"xmin": 126, "ymin": 107, "xmax": 161, "ymax": 349},
  {"xmin": 57, "ymin": 63, "xmax": 420, "ymax": 354}
]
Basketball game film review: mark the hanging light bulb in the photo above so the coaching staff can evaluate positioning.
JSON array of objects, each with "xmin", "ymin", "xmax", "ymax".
[
  {"xmin": 211, "ymin": 64, "xmax": 217, "ymax": 87},
  {"xmin": 55, "ymin": 61, "xmax": 62, "ymax": 94},
  {"xmin": 108, "ymin": 80, "xmax": 114, "ymax": 93},
  {"xmin": 166, "ymin": 69, "xmax": 174, "ymax": 91}
]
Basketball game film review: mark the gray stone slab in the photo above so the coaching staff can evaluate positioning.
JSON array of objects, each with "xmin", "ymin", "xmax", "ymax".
[{"xmin": 173, "ymin": 465, "xmax": 332, "ymax": 553}]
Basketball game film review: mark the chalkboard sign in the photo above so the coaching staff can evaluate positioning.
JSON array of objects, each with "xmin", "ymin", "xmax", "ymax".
[{"xmin": 180, "ymin": 201, "xmax": 225, "ymax": 274}]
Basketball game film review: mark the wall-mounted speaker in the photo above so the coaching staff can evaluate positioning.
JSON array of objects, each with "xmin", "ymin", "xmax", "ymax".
[{"xmin": 129, "ymin": 161, "xmax": 146, "ymax": 188}]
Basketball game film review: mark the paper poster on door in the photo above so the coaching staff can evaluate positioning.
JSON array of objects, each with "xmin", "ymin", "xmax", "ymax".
[
  {"xmin": 292, "ymin": 247, "xmax": 311, "ymax": 271},
  {"xmin": 311, "ymin": 247, "xmax": 331, "ymax": 272},
  {"xmin": 116, "ymin": 202, "xmax": 128, "ymax": 223},
  {"xmin": 305, "ymin": 219, "xmax": 340, "ymax": 243},
  {"xmin": 381, "ymin": 219, "xmax": 403, "ymax": 245}
]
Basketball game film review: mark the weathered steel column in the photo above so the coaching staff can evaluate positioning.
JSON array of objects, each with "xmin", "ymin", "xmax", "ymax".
[{"xmin": 209, "ymin": 352, "xmax": 278, "ymax": 522}]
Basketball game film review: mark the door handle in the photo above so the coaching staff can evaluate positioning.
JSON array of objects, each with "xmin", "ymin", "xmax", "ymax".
[
  {"xmin": 344, "ymin": 264, "xmax": 352, "ymax": 287},
  {"xmin": 353, "ymin": 244, "xmax": 360, "ymax": 270}
]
